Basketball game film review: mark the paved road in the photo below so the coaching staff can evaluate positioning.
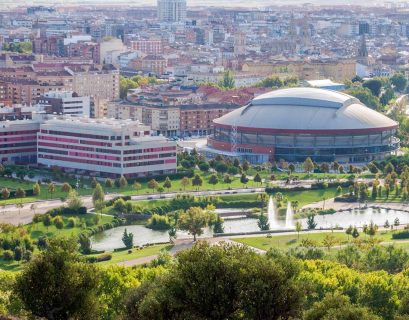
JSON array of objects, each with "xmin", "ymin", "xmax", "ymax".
[
  {"xmin": 118, "ymin": 237, "xmax": 265, "ymax": 267},
  {"xmin": 0, "ymin": 194, "xmax": 119, "ymax": 225}
]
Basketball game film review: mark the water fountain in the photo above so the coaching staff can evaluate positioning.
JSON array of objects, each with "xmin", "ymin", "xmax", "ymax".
[
  {"xmin": 285, "ymin": 202, "xmax": 294, "ymax": 229},
  {"xmin": 267, "ymin": 196, "xmax": 279, "ymax": 229}
]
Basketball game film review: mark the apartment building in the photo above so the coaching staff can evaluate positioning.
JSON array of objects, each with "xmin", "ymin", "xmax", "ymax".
[
  {"xmin": 179, "ymin": 104, "xmax": 237, "ymax": 136},
  {"xmin": 37, "ymin": 117, "xmax": 177, "ymax": 178},
  {"xmin": 69, "ymin": 65, "xmax": 120, "ymax": 101},
  {"xmin": 132, "ymin": 55, "xmax": 167, "ymax": 75},
  {"xmin": 35, "ymin": 91, "xmax": 91, "ymax": 117},
  {"xmin": 0, "ymin": 78, "xmax": 67, "ymax": 105},
  {"xmin": 107, "ymin": 101, "xmax": 238, "ymax": 137},
  {"xmin": 130, "ymin": 40, "xmax": 163, "ymax": 55}
]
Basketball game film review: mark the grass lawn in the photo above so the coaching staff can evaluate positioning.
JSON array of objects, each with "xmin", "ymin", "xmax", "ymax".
[
  {"xmin": 90, "ymin": 244, "xmax": 173, "ymax": 266},
  {"xmin": 0, "ymin": 166, "xmax": 373, "ymax": 205},
  {"xmin": 232, "ymin": 230, "xmax": 397, "ymax": 251},
  {"xmin": 25, "ymin": 214, "xmax": 115, "ymax": 240},
  {"xmin": 0, "ymin": 258, "xmax": 25, "ymax": 272}
]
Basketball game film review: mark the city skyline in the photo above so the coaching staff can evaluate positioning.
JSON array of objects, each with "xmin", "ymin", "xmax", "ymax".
[{"xmin": 1, "ymin": 0, "xmax": 408, "ymax": 8}]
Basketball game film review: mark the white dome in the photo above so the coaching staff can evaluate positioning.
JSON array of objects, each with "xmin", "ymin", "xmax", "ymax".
[{"xmin": 214, "ymin": 87, "xmax": 397, "ymax": 132}]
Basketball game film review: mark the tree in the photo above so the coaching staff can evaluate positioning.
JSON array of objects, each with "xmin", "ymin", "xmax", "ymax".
[
  {"xmin": 391, "ymin": 72, "xmax": 408, "ymax": 92},
  {"xmin": 366, "ymin": 221, "xmax": 378, "ymax": 237},
  {"xmin": 79, "ymin": 233, "xmax": 92, "ymax": 254},
  {"xmin": 242, "ymin": 160, "xmax": 250, "ymax": 172},
  {"xmin": 15, "ymin": 187, "xmax": 26, "ymax": 203},
  {"xmin": 113, "ymin": 198, "xmax": 126, "ymax": 213},
  {"xmin": 192, "ymin": 174, "xmax": 203, "ymax": 191},
  {"xmin": 322, "ymin": 234, "xmax": 337, "ymax": 251},
  {"xmin": 122, "ymin": 229, "xmax": 134, "ymax": 249},
  {"xmin": 67, "ymin": 190, "xmax": 83, "ymax": 211},
  {"xmin": 345, "ymin": 87, "xmax": 380, "ymax": 110},
  {"xmin": 394, "ymin": 217, "xmax": 400, "ymax": 227},
  {"xmin": 119, "ymin": 176, "xmax": 128, "ymax": 189},
  {"xmin": 223, "ymin": 174, "xmax": 232, "ymax": 185},
  {"xmin": 363, "ymin": 79, "xmax": 382, "ymax": 96},
  {"xmin": 295, "ymin": 221, "xmax": 303, "ymax": 240},
  {"xmin": 240, "ymin": 173, "xmax": 249, "ymax": 187},
  {"xmin": 30, "ymin": 204, "xmax": 37, "ymax": 217},
  {"xmin": 123, "ymin": 242, "xmax": 304, "ymax": 320},
  {"xmin": 1, "ymin": 188, "xmax": 10, "ymax": 201},
  {"xmin": 53, "ymin": 216, "xmax": 64, "ymax": 230},
  {"xmin": 14, "ymin": 246, "xmax": 22, "ymax": 262},
  {"xmin": 105, "ymin": 178, "xmax": 113, "ymax": 188},
  {"xmin": 288, "ymin": 163, "xmax": 295, "ymax": 175},
  {"xmin": 61, "ymin": 182, "xmax": 71, "ymax": 194},
  {"xmin": 346, "ymin": 225, "xmax": 353, "ymax": 240},
  {"xmin": 304, "ymin": 292, "xmax": 381, "ymax": 320},
  {"xmin": 213, "ymin": 215, "xmax": 224, "ymax": 234},
  {"xmin": 16, "ymin": 202, "xmax": 23, "ymax": 215},
  {"xmin": 133, "ymin": 182, "xmax": 142, "ymax": 193},
  {"xmin": 92, "ymin": 183, "xmax": 105, "ymax": 208},
  {"xmin": 208, "ymin": 174, "xmax": 219, "ymax": 186},
  {"xmin": 380, "ymin": 88, "xmax": 395, "ymax": 106},
  {"xmin": 198, "ymin": 161, "xmax": 210, "ymax": 172},
  {"xmin": 47, "ymin": 183, "xmax": 55, "ymax": 199},
  {"xmin": 181, "ymin": 176, "xmax": 190, "ymax": 191},
  {"xmin": 91, "ymin": 177, "xmax": 98, "ymax": 189},
  {"xmin": 42, "ymin": 214, "xmax": 52, "ymax": 231},
  {"xmin": 384, "ymin": 220, "xmax": 390, "ymax": 229},
  {"xmin": 147, "ymin": 179, "xmax": 159, "ymax": 192},
  {"xmin": 33, "ymin": 183, "xmax": 41, "ymax": 196},
  {"xmin": 352, "ymin": 227, "xmax": 360, "ymax": 238},
  {"xmin": 163, "ymin": 177, "xmax": 172, "ymax": 191},
  {"xmin": 307, "ymin": 214, "xmax": 317, "ymax": 230},
  {"xmin": 14, "ymin": 238, "xmax": 100, "ymax": 320},
  {"xmin": 178, "ymin": 207, "xmax": 211, "ymax": 241},
  {"xmin": 304, "ymin": 157, "xmax": 314, "ymax": 175},
  {"xmin": 219, "ymin": 70, "xmax": 235, "ymax": 89},
  {"xmin": 253, "ymin": 173, "xmax": 262, "ymax": 186},
  {"xmin": 257, "ymin": 212, "xmax": 270, "ymax": 231},
  {"xmin": 336, "ymin": 186, "xmax": 343, "ymax": 196},
  {"xmin": 320, "ymin": 163, "xmax": 330, "ymax": 173}
]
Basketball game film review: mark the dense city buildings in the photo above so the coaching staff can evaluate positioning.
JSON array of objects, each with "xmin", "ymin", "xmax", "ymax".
[{"xmin": 205, "ymin": 88, "xmax": 399, "ymax": 164}]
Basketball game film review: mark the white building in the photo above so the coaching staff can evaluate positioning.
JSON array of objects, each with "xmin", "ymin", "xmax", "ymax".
[
  {"xmin": 37, "ymin": 116, "xmax": 177, "ymax": 178},
  {"xmin": 157, "ymin": 0, "xmax": 187, "ymax": 23},
  {"xmin": 37, "ymin": 91, "xmax": 91, "ymax": 117}
]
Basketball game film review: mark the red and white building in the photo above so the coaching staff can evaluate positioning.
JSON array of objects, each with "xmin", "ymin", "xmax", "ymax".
[
  {"xmin": 37, "ymin": 117, "xmax": 177, "ymax": 178},
  {"xmin": 0, "ymin": 120, "xmax": 39, "ymax": 164}
]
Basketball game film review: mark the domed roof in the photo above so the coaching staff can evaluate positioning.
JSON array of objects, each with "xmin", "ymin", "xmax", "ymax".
[{"xmin": 214, "ymin": 87, "xmax": 397, "ymax": 133}]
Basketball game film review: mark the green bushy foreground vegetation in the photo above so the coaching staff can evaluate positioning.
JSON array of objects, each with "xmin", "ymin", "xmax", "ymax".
[{"xmin": 4, "ymin": 238, "xmax": 409, "ymax": 320}]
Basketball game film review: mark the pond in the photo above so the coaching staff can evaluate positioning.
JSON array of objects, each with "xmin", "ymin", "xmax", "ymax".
[{"xmin": 90, "ymin": 207, "xmax": 409, "ymax": 251}]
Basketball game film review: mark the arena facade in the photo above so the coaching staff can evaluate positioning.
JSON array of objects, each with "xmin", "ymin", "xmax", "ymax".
[{"xmin": 204, "ymin": 88, "xmax": 399, "ymax": 164}]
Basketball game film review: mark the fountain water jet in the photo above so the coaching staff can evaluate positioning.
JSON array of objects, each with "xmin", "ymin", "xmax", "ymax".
[
  {"xmin": 267, "ymin": 196, "xmax": 279, "ymax": 229},
  {"xmin": 285, "ymin": 202, "xmax": 294, "ymax": 229}
]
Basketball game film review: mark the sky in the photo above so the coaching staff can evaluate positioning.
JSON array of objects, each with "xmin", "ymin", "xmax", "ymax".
[{"xmin": 0, "ymin": 0, "xmax": 405, "ymax": 7}]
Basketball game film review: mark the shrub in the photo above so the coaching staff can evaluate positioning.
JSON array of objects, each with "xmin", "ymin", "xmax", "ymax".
[
  {"xmin": 67, "ymin": 217, "xmax": 76, "ymax": 228},
  {"xmin": 392, "ymin": 230, "xmax": 409, "ymax": 239},
  {"xmin": 2, "ymin": 250, "xmax": 13, "ymax": 261},
  {"xmin": 146, "ymin": 214, "xmax": 171, "ymax": 230}
]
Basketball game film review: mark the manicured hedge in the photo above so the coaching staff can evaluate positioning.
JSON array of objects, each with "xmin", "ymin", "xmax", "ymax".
[
  {"xmin": 47, "ymin": 206, "xmax": 87, "ymax": 217},
  {"xmin": 392, "ymin": 231, "xmax": 409, "ymax": 239},
  {"xmin": 334, "ymin": 197, "xmax": 358, "ymax": 203},
  {"xmin": 105, "ymin": 196, "xmax": 131, "ymax": 207},
  {"xmin": 87, "ymin": 253, "xmax": 112, "ymax": 263}
]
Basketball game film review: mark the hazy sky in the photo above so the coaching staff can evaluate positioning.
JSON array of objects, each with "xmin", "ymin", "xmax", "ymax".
[{"xmin": 1, "ymin": 0, "xmax": 405, "ymax": 7}]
